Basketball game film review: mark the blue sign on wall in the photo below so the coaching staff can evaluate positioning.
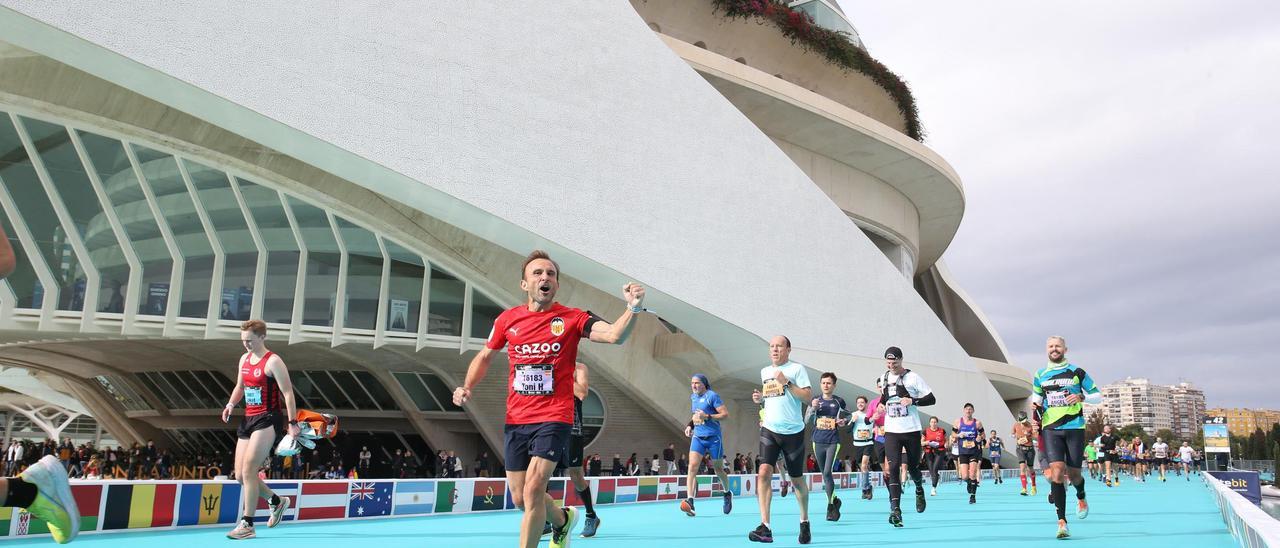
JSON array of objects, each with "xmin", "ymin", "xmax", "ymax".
[{"xmin": 1207, "ymin": 471, "xmax": 1261, "ymax": 505}]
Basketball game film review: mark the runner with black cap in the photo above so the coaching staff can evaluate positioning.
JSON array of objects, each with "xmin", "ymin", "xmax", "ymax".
[
  {"xmin": 870, "ymin": 346, "xmax": 936, "ymax": 527},
  {"xmin": 748, "ymin": 336, "xmax": 813, "ymax": 544},
  {"xmin": 1031, "ymin": 336, "xmax": 1102, "ymax": 540},
  {"xmin": 682, "ymin": 373, "xmax": 733, "ymax": 518}
]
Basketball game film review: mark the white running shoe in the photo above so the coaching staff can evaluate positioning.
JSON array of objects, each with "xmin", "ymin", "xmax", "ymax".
[
  {"xmin": 268, "ymin": 495, "xmax": 290, "ymax": 527},
  {"xmin": 930, "ymin": 487, "xmax": 937, "ymax": 496},
  {"xmin": 226, "ymin": 520, "xmax": 255, "ymax": 540},
  {"xmin": 20, "ymin": 455, "xmax": 80, "ymax": 544}
]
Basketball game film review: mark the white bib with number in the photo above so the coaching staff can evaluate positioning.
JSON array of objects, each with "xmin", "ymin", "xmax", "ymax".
[
  {"xmin": 887, "ymin": 402, "xmax": 908, "ymax": 418},
  {"xmin": 762, "ymin": 379, "xmax": 785, "ymax": 398},
  {"xmin": 817, "ymin": 417, "xmax": 837, "ymax": 430},
  {"xmin": 244, "ymin": 386, "xmax": 263, "ymax": 406},
  {"xmin": 1046, "ymin": 390, "xmax": 1071, "ymax": 407},
  {"xmin": 854, "ymin": 429, "xmax": 871, "ymax": 441},
  {"xmin": 513, "ymin": 364, "xmax": 554, "ymax": 396}
]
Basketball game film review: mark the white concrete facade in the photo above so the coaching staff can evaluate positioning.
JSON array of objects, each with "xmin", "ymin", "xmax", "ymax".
[{"xmin": 0, "ymin": 1, "xmax": 1029, "ymax": 464}]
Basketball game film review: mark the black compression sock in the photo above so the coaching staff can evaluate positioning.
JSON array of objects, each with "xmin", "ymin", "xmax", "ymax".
[
  {"xmin": 270, "ymin": 494, "xmax": 281, "ymax": 506},
  {"xmin": 1052, "ymin": 483, "xmax": 1067, "ymax": 521},
  {"xmin": 5, "ymin": 477, "xmax": 37, "ymax": 508},
  {"xmin": 1074, "ymin": 480, "xmax": 1086, "ymax": 500},
  {"xmin": 241, "ymin": 515, "xmax": 254, "ymax": 526},
  {"xmin": 578, "ymin": 486, "xmax": 596, "ymax": 517}
]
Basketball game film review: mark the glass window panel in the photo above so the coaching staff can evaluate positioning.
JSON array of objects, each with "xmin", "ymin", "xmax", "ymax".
[
  {"xmin": 582, "ymin": 389, "xmax": 606, "ymax": 446},
  {"xmin": 94, "ymin": 375, "xmax": 152, "ymax": 411},
  {"xmin": 394, "ymin": 372, "xmax": 440, "ymax": 411},
  {"xmin": 421, "ymin": 373, "xmax": 462, "ymax": 412},
  {"xmin": 335, "ymin": 217, "xmax": 380, "ymax": 330},
  {"xmin": 237, "ymin": 179, "xmax": 298, "ymax": 324},
  {"xmin": 0, "ymin": 197, "xmax": 40, "ymax": 309},
  {"xmin": 20, "ymin": 117, "xmax": 130, "ymax": 314},
  {"xmin": 184, "ymin": 160, "xmax": 257, "ymax": 321},
  {"xmin": 0, "ymin": 113, "xmax": 76, "ymax": 310},
  {"xmin": 133, "ymin": 145, "xmax": 215, "ymax": 319},
  {"xmin": 330, "ymin": 370, "xmax": 375, "ymax": 409},
  {"xmin": 78, "ymin": 131, "xmax": 171, "ymax": 316},
  {"xmin": 352, "ymin": 371, "xmax": 397, "ymax": 410},
  {"xmin": 135, "ymin": 372, "xmax": 176, "ymax": 409},
  {"xmin": 384, "ymin": 241, "xmax": 423, "ymax": 334},
  {"xmin": 471, "ymin": 290, "xmax": 504, "ymax": 339},
  {"xmin": 159, "ymin": 371, "xmax": 199, "ymax": 408},
  {"xmin": 286, "ymin": 197, "xmax": 340, "ymax": 327},
  {"xmin": 176, "ymin": 371, "xmax": 217, "ymax": 408},
  {"xmin": 305, "ymin": 370, "xmax": 352, "ymax": 409},
  {"xmin": 197, "ymin": 370, "xmax": 233, "ymax": 397},
  {"xmin": 427, "ymin": 268, "xmax": 463, "ymax": 336}
]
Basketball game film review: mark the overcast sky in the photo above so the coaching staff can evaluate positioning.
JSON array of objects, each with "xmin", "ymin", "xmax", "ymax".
[{"xmin": 840, "ymin": 1, "xmax": 1280, "ymax": 409}]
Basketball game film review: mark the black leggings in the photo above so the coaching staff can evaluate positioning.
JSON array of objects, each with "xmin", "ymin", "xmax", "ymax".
[
  {"xmin": 926, "ymin": 451, "xmax": 946, "ymax": 487},
  {"xmin": 884, "ymin": 431, "xmax": 924, "ymax": 508}
]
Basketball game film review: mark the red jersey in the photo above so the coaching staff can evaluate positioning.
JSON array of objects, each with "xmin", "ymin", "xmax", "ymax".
[
  {"xmin": 240, "ymin": 351, "xmax": 282, "ymax": 417},
  {"xmin": 486, "ymin": 303, "xmax": 592, "ymax": 425},
  {"xmin": 923, "ymin": 427, "xmax": 946, "ymax": 453}
]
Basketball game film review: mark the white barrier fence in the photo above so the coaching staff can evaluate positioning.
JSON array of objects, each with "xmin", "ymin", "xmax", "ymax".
[{"xmin": 1204, "ymin": 473, "xmax": 1280, "ymax": 548}]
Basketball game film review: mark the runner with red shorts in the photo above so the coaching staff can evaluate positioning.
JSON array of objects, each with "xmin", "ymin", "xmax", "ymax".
[{"xmin": 453, "ymin": 250, "xmax": 644, "ymax": 548}]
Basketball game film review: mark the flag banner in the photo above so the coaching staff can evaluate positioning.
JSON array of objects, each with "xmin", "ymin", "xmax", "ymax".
[
  {"xmin": 471, "ymin": 480, "xmax": 506, "ymax": 512},
  {"xmin": 297, "ymin": 481, "xmax": 348, "ymax": 520},
  {"xmin": 348, "ymin": 482, "xmax": 393, "ymax": 518},
  {"xmin": 727, "ymin": 476, "xmax": 742, "ymax": 497},
  {"xmin": 594, "ymin": 479, "xmax": 615, "ymax": 505},
  {"xmin": 658, "ymin": 476, "xmax": 680, "ymax": 500},
  {"xmin": 696, "ymin": 476, "xmax": 713, "ymax": 498},
  {"xmin": 638, "ymin": 477, "xmax": 659, "ymax": 502},
  {"xmin": 545, "ymin": 479, "xmax": 566, "ymax": 505},
  {"xmin": 253, "ymin": 482, "xmax": 298, "ymax": 523},
  {"xmin": 614, "ymin": 478, "xmax": 638, "ymax": 504},
  {"xmin": 434, "ymin": 481, "xmax": 458, "ymax": 513},
  {"xmin": 393, "ymin": 481, "xmax": 435, "ymax": 516},
  {"xmin": 177, "ymin": 482, "xmax": 241, "ymax": 526}
]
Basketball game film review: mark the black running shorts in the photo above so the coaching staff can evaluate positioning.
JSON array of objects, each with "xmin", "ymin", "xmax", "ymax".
[
  {"xmin": 851, "ymin": 443, "xmax": 874, "ymax": 464},
  {"xmin": 237, "ymin": 411, "xmax": 284, "ymax": 440},
  {"xmin": 505, "ymin": 422, "xmax": 571, "ymax": 472},
  {"xmin": 759, "ymin": 427, "xmax": 805, "ymax": 479},
  {"xmin": 558, "ymin": 434, "xmax": 585, "ymax": 469},
  {"xmin": 1017, "ymin": 446, "xmax": 1036, "ymax": 465},
  {"xmin": 1043, "ymin": 428, "xmax": 1085, "ymax": 468}
]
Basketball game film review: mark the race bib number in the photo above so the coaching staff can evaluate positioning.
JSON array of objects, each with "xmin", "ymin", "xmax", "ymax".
[
  {"xmin": 693, "ymin": 413, "xmax": 705, "ymax": 426},
  {"xmin": 854, "ymin": 429, "xmax": 871, "ymax": 441},
  {"xmin": 514, "ymin": 364, "xmax": 554, "ymax": 396},
  {"xmin": 817, "ymin": 417, "xmax": 837, "ymax": 430},
  {"xmin": 244, "ymin": 386, "xmax": 262, "ymax": 406},
  {"xmin": 886, "ymin": 403, "xmax": 908, "ymax": 418},
  {"xmin": 962, "ymin": 440, "xmax": 976, "ymax": 449},
  {"xmin": 1046, "ymin": 390, "xmax": 1071, "ymax": 407},
  {"xmin": 762, "ymin": 379, "xmax": 785, "ymax": 398}
]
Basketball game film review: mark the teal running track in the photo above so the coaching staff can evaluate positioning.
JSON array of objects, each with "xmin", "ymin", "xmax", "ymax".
[{"xmin": 3, "ymin": 476, "xmax": 1236, "ymax": 547}]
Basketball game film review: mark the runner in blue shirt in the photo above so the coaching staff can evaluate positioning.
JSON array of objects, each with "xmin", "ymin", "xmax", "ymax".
[
  {"xmin": 805, "ymin": 372, "xmax": 848, "ymax": 522},
  {"xmin": 682, "ymin": 374, "xmax": 733, "ymax": 517}
]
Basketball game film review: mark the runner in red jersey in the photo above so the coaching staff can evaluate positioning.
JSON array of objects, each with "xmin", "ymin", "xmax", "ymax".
[
  {"xmin": 221, "ymin": 319, "xmax": 299, "ymax": 540},
  {"xmin": 453, "ymin": 250, "xmax": 644, "ymax": 548}
]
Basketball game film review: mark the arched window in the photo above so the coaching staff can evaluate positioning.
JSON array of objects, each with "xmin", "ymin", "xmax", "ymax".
[{"xmin": 581, "ymin": 388, "xmax": 606, "ymax": 447}]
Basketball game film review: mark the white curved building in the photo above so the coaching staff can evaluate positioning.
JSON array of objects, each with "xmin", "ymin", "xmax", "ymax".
[{"xmin": 0, "ymin": 1, "xmax": 1030, "ymax": 467}]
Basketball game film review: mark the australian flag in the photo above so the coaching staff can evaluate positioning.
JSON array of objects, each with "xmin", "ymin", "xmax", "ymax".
[{"xmin": 348, "ymin": 482, "xmax": 393, "ymax": 518}]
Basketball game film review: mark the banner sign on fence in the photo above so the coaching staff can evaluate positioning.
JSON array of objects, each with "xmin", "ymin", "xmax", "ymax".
[{"xmin": 1207, "ymin": 471, "xmax": 1262, "ymax": 506}]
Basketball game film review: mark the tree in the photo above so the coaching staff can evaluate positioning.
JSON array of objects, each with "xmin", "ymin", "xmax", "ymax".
[
  {"xmin": 1155, "ymin": 429, "xmax": 1176, "ymax": 445},
  {"xmin": 1085, "ymin": 408, "xmax": 1106, "ymax": 440},
  {"xmin": 1117, "ymin": 423, "xmax": 1147, "ymax": 442},
  {"xmin": 1273, "ymin": 442, "xmax": 1279, "ymax": 479}
]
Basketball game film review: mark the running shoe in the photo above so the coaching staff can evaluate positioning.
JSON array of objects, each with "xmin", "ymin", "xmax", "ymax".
[
  {"xmin": 826, "ymin": 501, "xmax": 836, "ymax": 522},
  {"xmin": 723, "ymin": 491, "xmax": 732, "ymax": 514},
  {"xmin": 916, "ymin": 485, "xmax": 927, "ymax": 513},
  {"xmin": 748, "ymin": 523, "xmax": 774, "ymax": 543},
  {"xmin": 680, "ymin": 497, "xmax": 696, "ymax": 517},
  {"xmin": 1056, "ymin": 519, "xmax": 1070, "ymax": 539},
  {"xmin": 798, "ymin": 520, "xmax": 811, "ymax": 544},
  {"xmin": 1031, "ymin": 485, "xmax": 1038, "ymax": 496},
  {"xmin": 1077, "ymin": 499, "xmax": 1089, "ymax": 519},
  {"xmin": 543, "ymin": 521, "xmax": 554, "ymax": 536},
  {"xmin": 226, "ymin": 520, "xmax": 255, "ymax": 540},
  {"xmin": 1020, "ymin": 487, "xmax": 1027, "ymax": 496},
  {"xmin": 889, "ymin": 508, "xmax": 903, "ymax": 528},
  {"xmin": 832, "ymin": 496, "xmax": 842, "ymax": 521},
  {"xmin": 780, "ymin": 481, "xmax": 789, "ymax": 498},
  {"xmin": 580, "ymin": 514, "xmax": 601, "ymax": 538},
  {"xmin": 20, "ymin": 455, "xmax": 80, "ymax": 544},
  {"xmin": 864, "ymin": 487, "xmax": 873, "ymax": 500},
  {"xmin": 931, "ymin": 487, "xmax": 937, "ymax": 496},
  {"xmin": 969, "ymin": 494, "xmax": 976, "ymax": 505},
  {"xmin": 268, "ymin": 494, "xmax": 289, "ymax": 528},
  {"xmin": 549, "ymin": 506, "xmax": 578, "ymax": 548}
]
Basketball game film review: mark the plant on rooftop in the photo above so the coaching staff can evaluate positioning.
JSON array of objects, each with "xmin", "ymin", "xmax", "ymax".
[{"xmin": 711, "ymin": 0, "xmax": 924, "ymax": 141}]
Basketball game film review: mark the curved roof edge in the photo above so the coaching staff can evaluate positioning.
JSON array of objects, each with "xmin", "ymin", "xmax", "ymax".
[{"xmin": 665, "ymin": 34, "xmax": 964, "ymax": 272}]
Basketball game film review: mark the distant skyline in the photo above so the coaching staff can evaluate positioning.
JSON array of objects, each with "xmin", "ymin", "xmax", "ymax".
[{"xmin": 843, "ymin": 1, "xmax": 1280, "ymax": 409}]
